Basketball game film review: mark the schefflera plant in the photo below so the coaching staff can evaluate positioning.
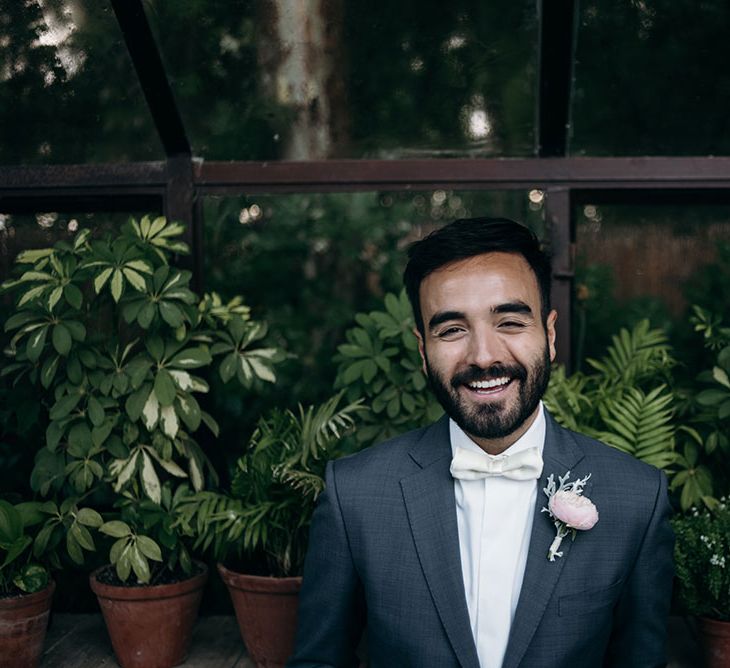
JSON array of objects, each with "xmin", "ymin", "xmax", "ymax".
[{"xmin": 1, "ymin": 217, "xmax": 281, "ymax": 583}]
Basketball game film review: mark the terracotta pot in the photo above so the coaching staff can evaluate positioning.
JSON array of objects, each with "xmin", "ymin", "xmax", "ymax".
[
  {"xmin": 90, "ymin": 564, "xmax": 207, "ymax": 668},
  {"xmin": 0, "ymin": 580, "xmax": 55, "ymax": 668},
  {"xmin": 700, "ymin": 616, "xmax": 730, "ymax": 668},
  {"xmin": 218, "ymin": 563, "xmax": 301, "ymax": 668}
]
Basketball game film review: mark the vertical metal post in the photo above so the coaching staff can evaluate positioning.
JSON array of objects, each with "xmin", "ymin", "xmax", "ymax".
[
  {"xmin": 165, "ymin": 155, "xmax": 200, "ymax": 290},
  {"xmin": 545, "ymin": 187, "xmax": 573, "ymax": 371}
]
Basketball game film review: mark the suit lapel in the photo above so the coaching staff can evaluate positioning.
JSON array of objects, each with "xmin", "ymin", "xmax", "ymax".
[
  {"xmin": 400, "ymin": 417, "xmax": 481, "ymax": 668},
  {"xmin": 502, "ymin": 413, "xmax": 587, "ymax": 668}
]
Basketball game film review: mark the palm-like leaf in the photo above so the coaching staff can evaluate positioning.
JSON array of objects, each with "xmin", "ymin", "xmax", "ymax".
[
  {"xmin": 587, "ymin": 319, "xmax": 673, "ymax": 386},
  {"xmin": 543, "ymin": 366, "xmax": 591, "ymax": 432},
  {"xmin": 189, "ymin": 393, "xmax": 363, "ymax": 575},
  {"xmin": 594, "ymin": 385, "xmax": 677, "ymax": 469}
]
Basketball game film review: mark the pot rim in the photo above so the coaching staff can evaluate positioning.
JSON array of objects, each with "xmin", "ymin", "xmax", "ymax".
[
  {"xmin": 699, "ymin": 616, "xmax": 730, "ymax": 628},
  {"xmin": 90, "ymin": 562, "xmax": 208, "ymax": 601},
  {"xmin": 0, "ymin": 579, "xmax": 55, "ymax": 610},
  {"xmin": 217, "ymin": 562, "xmax": 302, "ymax": 593}
]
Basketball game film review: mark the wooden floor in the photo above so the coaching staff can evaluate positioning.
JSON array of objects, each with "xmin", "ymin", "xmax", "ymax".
[
  {"xmin": 41, "ymin": 615, "xmax": 254, "ymax": 668},
  {"xmin": 40, "ymin": 614, "xmax": 701, "ymax": 667}
]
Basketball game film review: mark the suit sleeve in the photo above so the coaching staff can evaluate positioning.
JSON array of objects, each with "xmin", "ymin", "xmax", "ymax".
[
  {"xmin": 287, "ymin": 460, "xmax": 366, "ymax": 668},
  {"xmin": 603, "ymin": 470, "xmax": 675, "ymax": 668}
]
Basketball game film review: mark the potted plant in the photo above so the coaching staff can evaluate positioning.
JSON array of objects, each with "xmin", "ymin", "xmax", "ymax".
[
  {"xmin": 0, "ymin": 499, "xmax": 54, "ymax": 668},
  {"xmin": 1, "ymin": 216, "xmax": 282, "ymax": 668},
  {"xmin": 187, "ymin": 392, "xmax": 363, "ymax": 668},
  {"xmin": 0, "ymin": 497, "xmax": 100, "ymax": 668},
  {"xmin": 673, "ymin": 501, "xmax": 730, "ymax": 668}
]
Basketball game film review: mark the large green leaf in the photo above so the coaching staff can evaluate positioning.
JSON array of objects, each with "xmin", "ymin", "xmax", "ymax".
[
  {"xmin": 0, "ymin": 501, "xmax": 23, "ymax": 546},
  {"xmin": 154, "ymin": 369, "xmax": 177, "ymax": 406}
]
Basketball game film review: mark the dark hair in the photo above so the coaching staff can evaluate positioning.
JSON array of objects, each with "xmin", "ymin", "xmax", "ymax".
[{"xmin": 403, "ymin": 217, "xmax": 552, "ymax": 335}]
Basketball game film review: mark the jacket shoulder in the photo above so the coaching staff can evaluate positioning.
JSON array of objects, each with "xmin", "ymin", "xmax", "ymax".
[{"xmin": 330, "ymin": 420, "xmax": 445, "ymax": 487}]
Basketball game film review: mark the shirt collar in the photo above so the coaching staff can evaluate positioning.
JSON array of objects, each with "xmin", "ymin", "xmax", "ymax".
[{"xmin": 449, "ymin": 401, "xmax": 546, "ymax": 458}]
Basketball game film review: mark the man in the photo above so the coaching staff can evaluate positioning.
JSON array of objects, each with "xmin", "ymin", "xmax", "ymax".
[{"xmin": 289, "ymin": 217, "xmax": 674, "ymax": 668}]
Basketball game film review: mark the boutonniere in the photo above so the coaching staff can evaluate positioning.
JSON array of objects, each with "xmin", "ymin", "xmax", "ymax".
[{"xmin": 541, "ymin": 471, "xmax": 599, "ymax": 561}]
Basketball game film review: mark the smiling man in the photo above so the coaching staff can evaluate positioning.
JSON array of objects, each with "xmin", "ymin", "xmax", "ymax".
[{"xmin": 289, "ymin": 217, "xmax": 674, "ymax": 668}]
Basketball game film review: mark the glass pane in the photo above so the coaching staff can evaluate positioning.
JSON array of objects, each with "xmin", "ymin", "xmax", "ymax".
[
  {"xmin": 571, "ymin": 1, "xmax": 730, "ymax": 155},
  {"xmin": 0, "ymin": 1, "xmax": 163, "ymax": 164},
  {"xmin": 573, "ymin": 203, "xmax": 730, "ymax": 369},
  {"xmin": 0, "ymin": 210, "xmax": 152, "ymax": 281},
  {"xmin": 144, "ymin": 1, "xmax": 537, "ymax": 160},
  {"xmin": 202, "ymin": 190, "xmax": 545, "ymax": 429}
]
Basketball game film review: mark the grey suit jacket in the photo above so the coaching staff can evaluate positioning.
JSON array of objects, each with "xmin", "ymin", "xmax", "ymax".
[{"xmin": 288, "ymin": 412, "xmax": 674, "ymax": 668}]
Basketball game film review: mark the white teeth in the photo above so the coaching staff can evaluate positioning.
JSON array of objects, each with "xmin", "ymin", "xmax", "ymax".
[{"xmin": 468, "ymin": 377, "xmax": 510, "ymax": 390}]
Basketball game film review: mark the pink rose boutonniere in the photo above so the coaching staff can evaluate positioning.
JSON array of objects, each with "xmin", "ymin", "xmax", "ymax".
[{"xmin": 542, "ymin": 471, "xmax": 598, "ymax": 561}]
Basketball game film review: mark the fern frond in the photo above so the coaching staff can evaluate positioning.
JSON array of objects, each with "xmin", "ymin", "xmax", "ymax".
[
  {"xmin": 279, "ymin": 470, "xmax": 326, "ymax": 500},
  {"xmin": 595, "ymin": 385, "xmax": 676, "ymax": 470},
  {"xmin": 298, "ymin": 392, "xmax": 364, "ymax": 463},
  {"xmin": 587, "ymin": 319, "xmax": 674, "ymax": 385},
  {"xmin": 543, "ymin": 365, "xmax": 591, "ymax": 432}
]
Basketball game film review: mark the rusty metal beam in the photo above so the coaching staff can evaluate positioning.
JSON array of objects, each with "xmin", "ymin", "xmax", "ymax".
[
  {"xmin": 5, "ymin": 157, "xmax": 730, "ymax": 195},
  {"xmin": 195, "ymin": 157, "xmax": 730, "ymax": 193},
  {"xmin": 0, "ymin": 163, "xmax": 167, "ymax": 192}
]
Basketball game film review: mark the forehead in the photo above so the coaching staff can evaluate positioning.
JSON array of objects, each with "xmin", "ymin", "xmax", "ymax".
[{"xmin": 419, "ymin": 252, "xmax": 540, "ymax": 315}]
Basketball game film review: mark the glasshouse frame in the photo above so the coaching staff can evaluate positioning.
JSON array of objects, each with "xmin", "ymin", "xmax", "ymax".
[{"xmin": 3, "ymin": 0, "xmax": 730, "ymax": 369}]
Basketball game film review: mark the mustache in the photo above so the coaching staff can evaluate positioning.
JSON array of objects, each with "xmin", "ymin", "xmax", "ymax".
[{"xmin": 450, "ymin": 363, "xmax": 527, "ymax": 388}]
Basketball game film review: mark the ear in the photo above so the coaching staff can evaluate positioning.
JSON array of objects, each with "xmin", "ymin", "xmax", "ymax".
[
  {"xmin": 546, "ymin": 310, "xmax": 558, "ymax": 362},
  {"xmin": 414, "ymin": 327, "xmax": 428, "ymax": 375}
]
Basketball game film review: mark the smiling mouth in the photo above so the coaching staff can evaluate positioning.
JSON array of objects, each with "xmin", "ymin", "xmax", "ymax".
[{"xmin": 465, "ymin": 376, "xmax": 513, "ymax": 394}]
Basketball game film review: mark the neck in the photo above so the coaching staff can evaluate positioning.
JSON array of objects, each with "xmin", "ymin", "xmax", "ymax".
[{"xmin": 468, "ymin": 404, "xmax": 541, "ymax": 455}]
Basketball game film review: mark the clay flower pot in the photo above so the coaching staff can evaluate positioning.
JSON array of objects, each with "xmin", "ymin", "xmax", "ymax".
[
  {"xmin": 90, "ymin": 564, "xmax": 207, "ymax": 668},
  {"xmin": 0, "ymin": 580, "xmax": 55, "ymax": 668},
  {"xmin": 699, "ymin": 617, "xmax": 730, "ymax": 668},
  {"xmin": 218, "ymin": 563, "xmax": 301, "ymax": 668}
]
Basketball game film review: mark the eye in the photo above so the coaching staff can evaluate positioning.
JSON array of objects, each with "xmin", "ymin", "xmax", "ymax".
[
  {"xmin": 436, "ymin": 326, "xmax": 465, "ymax": 338},
  {"xmin": 499, "ymin": 320, "xmax": 527, "ymax": 329}
]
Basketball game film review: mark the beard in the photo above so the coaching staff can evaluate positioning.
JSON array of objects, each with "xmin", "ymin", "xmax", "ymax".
[{"xmin": 425, "ymin": 342, "xmax": 551, "ymax": 441}]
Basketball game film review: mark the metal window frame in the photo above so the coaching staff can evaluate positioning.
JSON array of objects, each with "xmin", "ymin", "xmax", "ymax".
[{"xmin": 4, "ymin": 1, "xmax": 730, "ymax": 369}]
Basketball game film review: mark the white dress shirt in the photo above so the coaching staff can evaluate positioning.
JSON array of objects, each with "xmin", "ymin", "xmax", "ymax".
[{"xmin": 450, "ymin": 403, "xmax": 546, "ymax": 668}]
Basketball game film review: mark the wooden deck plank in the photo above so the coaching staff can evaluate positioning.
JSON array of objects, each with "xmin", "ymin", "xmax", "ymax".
[
  {"xmin": 38, "ymin": 613, "xmax": 700, "ymax": 667},
  {"xmin": 184, "ymin": 616, "xmax": 254, "ymax": 668},
  {"xmin": 41, "ymin": 615, "xmax": 116, "ymax": 668},
  {"xmin": 40, "ymin": 615, "xmax": 254, "ymax": 668}
]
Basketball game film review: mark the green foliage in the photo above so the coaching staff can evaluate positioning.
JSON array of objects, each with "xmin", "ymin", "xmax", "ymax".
[
  {"xmin": 547, "ymin": 312, "xmax": 730, "ymax": 511},
  {"xmin": 0, "ymin": 500, "xmax": 46, "ymax": 595},
  {"xmin": 334, "ymin": 289, "xmax": 442, "ymax": 445},
  {"xmin": 0, "ymin": 498, "xmax": 101, "ymax": 595},
  {"xmin": 98, "ymin": 483, "xmax": 194, "ymax": 585},
  {"xmin": 669, "ymin": 307, "xmax": 730, "ymax": 510},
  {"xmin": 1, "ymin": 216, "xmax": 282, "ymax": 583},
  {"xmin": 673, "ymin": 502, "xmax": 730, "ymax": 621},
  {"xmin": 186, "ymin": 393, "xmax": 364, "ymax": 577},
  {"xmin": 545, "ymin": 319, "xmax": 679, "ymax": 471}
]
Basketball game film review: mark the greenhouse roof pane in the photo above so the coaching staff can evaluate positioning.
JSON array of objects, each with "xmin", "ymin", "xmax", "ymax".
[
  {"xmin": 571, "ymin": 1, "xmax": 730, "ymax": 156},
  {"xmin": 0, "ymin": 0, "xmax": 163, "ymax": 165},
  {"xmin": 143, "ymin": 0, "xmax": 537, "ymax": 160}
]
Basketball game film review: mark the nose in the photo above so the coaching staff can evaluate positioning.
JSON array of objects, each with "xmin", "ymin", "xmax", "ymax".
[{"xmin": 465, "ymin": 326, "xmax": 504, "ymax": 369}]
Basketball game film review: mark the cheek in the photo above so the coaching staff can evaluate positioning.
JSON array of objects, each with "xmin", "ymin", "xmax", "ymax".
[
  {"xmin": 511, "ymin": 336, "xmax": 548, "ymax": 367},
  {"xmin": 424, "ymin": 342, "xmax": 462, "ymax": 375}
]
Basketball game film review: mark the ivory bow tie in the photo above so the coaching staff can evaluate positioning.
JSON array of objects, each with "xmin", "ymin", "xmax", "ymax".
[{"xmin": 450, "ymin": 446, "xmax": 543, "ymax": 481}]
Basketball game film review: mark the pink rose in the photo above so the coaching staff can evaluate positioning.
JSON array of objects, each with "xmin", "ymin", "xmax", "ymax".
[{"xmin": 548, "ymin": 490, "xmax": 599, "ymax": 530}]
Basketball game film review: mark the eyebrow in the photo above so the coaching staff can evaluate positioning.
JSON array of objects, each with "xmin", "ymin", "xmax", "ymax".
[
  {"xmin": 427, "ymin": 301, "xmax": 534, "ymax": 331},
  {"xmin": 492, "ymin": 301, "xmax": 534, "ymax": 316},
  {"xmin": 428, "ymin": 310, "xmax": 465, "ymax": 330}
]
